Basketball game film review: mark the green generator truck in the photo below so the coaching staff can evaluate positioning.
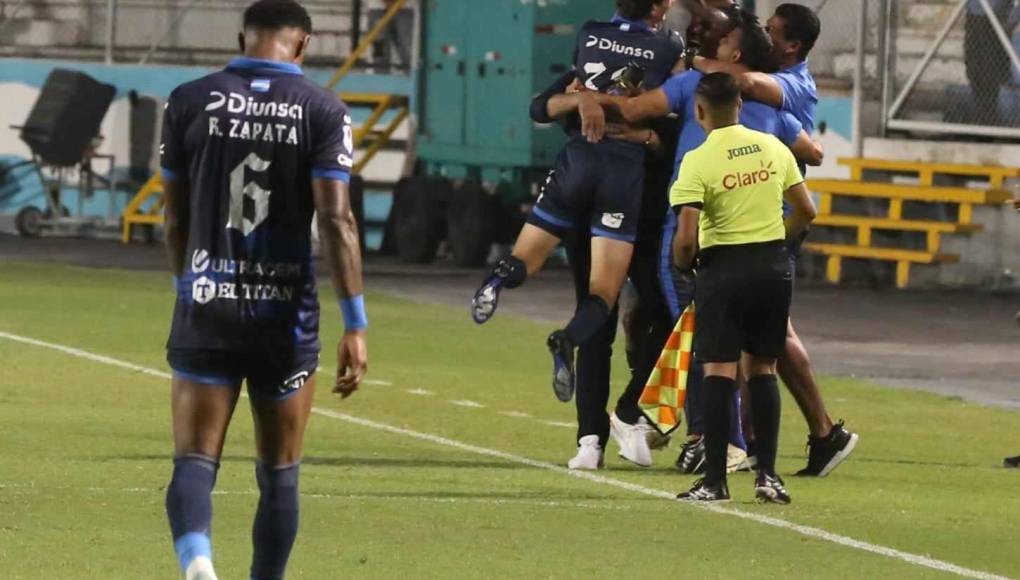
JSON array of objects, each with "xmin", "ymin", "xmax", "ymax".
[{"xmin": 392, "ymin": 0, "xmax": 604, "ymax": 266}]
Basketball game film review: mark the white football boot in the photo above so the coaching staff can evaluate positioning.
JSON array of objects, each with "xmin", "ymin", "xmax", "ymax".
[
  {"xmin": 567, "ymin": 435, "xmax": 605, "ymax": 470},
  {"xmin": 610, "ymin": 412, "xmax": 653, "ymax": 467},
  {"xmin": 184, "ymin": 557, "xmax": 218, "ymax": 580}
]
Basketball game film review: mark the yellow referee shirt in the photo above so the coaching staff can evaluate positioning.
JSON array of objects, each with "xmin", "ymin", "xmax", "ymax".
[{"xmin": 669, "ymin": 124, "xmax": 804, "ymax": 250}]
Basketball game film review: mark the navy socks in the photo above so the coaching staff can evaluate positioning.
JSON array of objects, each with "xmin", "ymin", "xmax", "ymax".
[
  {"xmin": 564, "ymin": 295, "xmax": 611, "ymax": 346},
  {"xmin": 251, "ymin": 462, "xmax": 301, "ymax": 580},
  {"xmin": 166, "ymin": 454, "xmax": 219, "ymax": 571}
]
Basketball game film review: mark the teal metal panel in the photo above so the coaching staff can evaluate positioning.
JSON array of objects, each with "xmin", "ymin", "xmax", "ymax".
[{"xmin": 418, "ymin": 0, "xmax": 608, "ymax": 177}]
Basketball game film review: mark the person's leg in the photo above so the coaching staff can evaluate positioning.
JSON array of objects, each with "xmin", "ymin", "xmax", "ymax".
[
  {"xmin": 778, "ymin": 320, "xmax": 833, "ymax": 438},
  {"xmin": 699, "ymin": 362, "xmax": 738, "ymax": 488},
  {"xmin": 565, "ymin": 235, "xmax": 632, "ymax": 344},
  {"xmin": 166, "ymin": 375, "xmax": 241, "ymax": 577},
  {"xmin": 744, "ymin": 357, "xmax": 780, "ymax": 477},
  {"xmin": 248, "ymin": 378, "xmax": 317, "ymax": 580}
]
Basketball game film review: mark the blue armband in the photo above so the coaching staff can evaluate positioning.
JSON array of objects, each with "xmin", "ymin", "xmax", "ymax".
[{"xmin": 340, "ymin": 295, "xmax": 368, "ymax": 330}]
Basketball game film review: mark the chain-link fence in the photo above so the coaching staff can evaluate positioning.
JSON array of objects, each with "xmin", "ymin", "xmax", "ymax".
[{"xmin": 885, "ymin": 0, "xmax": 1020, "ymax": 139}]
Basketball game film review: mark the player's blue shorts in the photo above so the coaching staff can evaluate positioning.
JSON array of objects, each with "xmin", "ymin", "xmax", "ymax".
[
  {"xmin": 167, "ymin": 347, "xmax": 319, "ymax": 402},
  {"xmin": 527, "ymin": 137, "xmax": 644, "ymax": 243}
]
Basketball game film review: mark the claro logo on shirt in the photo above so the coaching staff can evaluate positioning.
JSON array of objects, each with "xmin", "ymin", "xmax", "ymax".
[
  {"xmin": 584, "ymin": 36, "xmax": 655, "ymax": 60},
  {"xmin": 722, "ymin": 161, "xmax": 778, "ymax": 191}
]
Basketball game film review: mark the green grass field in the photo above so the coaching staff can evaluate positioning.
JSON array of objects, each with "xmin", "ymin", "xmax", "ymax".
[{"xmin": 1, "ymin": 261, "xmax": 1018, "ymax": 579}]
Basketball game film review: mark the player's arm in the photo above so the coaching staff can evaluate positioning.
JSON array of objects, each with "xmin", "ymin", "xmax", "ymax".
[
  {"xmin": 672, "ymin": 206, "xmax": 701, "ymax": 269},
  {"xmin": 669, "ymin": 154, "xmax": 706, "ymax": 269},
  {"xmin": 530, "ymin": 70, "xmax": 580, "ymax": 123},
  {"xmin": 163, "ymin": 177, "xmax": 190, "ymax": 277},
  {"xmin": 597, "ymin": 88, "xmax": 672, "ymax": 125},
  {"xmin": 738, "ymin": 72, "xmax": 784, "ymax": 108},
  {"xmin": 312, "ymin": 103, "xmax": 368, "ymax": 397},
  {"xmin": 314, "ymin": 178, "xmax": 368, "ymax": 398},
  {"xmin": 159, "ymin": 90, "xmax": 189, "ymax": 278},
  {"xmin": 780, "ymin": 150, "xmax": 817, "ymax": 239},
  {"xmin": 789, "ymin": 129, "xmax": 824, "ymax": 166}
]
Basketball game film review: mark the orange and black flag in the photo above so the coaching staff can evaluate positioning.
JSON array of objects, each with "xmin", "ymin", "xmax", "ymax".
[{"xmin": 638, "ymin": 304, "xmax": 695, "ymax": 436}]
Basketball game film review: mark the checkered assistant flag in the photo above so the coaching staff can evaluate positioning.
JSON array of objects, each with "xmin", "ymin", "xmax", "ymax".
[{"xmin": 638, "ymin": 304, "xmax": 694, "ymax": 436}]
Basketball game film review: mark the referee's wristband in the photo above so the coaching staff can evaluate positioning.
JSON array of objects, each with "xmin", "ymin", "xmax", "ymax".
[{"xmin": 339, "ymin": 295, "xmax": 368, "ymax": 330}]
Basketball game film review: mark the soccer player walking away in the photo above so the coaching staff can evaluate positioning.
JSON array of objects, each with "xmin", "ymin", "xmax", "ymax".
[
  {"xmin": 671, "ymin": 73, "xmax": 816, "ymax": 503},
  {"xmin": 160, "ymin": 1, "xmax": 368, "ymax": 578},
  {"xmin": 693, "ymin": 3, "xmax": 859, "ymax": 477},
  {"xmin": 470, "ymin": 0, "xmax": 682, "ymax": 470}
]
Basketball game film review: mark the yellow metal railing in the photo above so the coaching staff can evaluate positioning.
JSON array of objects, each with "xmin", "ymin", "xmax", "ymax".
[
  {"xmin": 121, "ymin": 173, "xmax": 164, "ymax": 243},
  {"xmin": 325, "ymin": 0, "xmax": 407, "ymax": 90}
]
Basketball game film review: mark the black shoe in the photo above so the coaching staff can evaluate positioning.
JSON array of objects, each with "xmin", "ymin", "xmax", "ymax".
[
  {"xmin": 678, "ymin": 478, "xmax": 730, "ymax": 502},
  {"xmin": 675, "ymin": 437, "xmax": 706, "ymax": 474},
  {"xmin": 1004, "ymin": 456, "xmax": 1020, "ymax": 468},
  {"xmin": 547, "ymin": 330, "xmax": 576, "ymax": 402},
  {"xmin": 755, "ymin": 472, "xmax": 792, "ymax": 505},
  {"xmin": 471, "ymin": 260, "xmax": 514, "ymax": 324},
  {"xmin": 795, "ymin": 420, "xmax": 859, "ymax": 477}
]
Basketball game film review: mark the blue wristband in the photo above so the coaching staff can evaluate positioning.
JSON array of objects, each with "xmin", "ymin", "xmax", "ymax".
[{"xmin": 340, "ymin": 295, "xmax": 368, "ymax": 330}]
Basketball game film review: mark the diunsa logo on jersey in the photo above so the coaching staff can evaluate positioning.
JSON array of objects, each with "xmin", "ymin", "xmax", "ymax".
[
  {"xmin": 205, "ymin": 91, "xmax": 304, "ymax": 119},
  {"xmin": 585, "ymin": 36, "xmax": 655, "ymax": 60}
]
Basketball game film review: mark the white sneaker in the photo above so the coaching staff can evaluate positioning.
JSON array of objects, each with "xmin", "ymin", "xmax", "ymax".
[
  {"xmin": 610, "ymin": 413, "xmax": 653, "ymax": 467},
  {"xmin": 184, "ymin": 557, "xmax": 218, "ymax": 580},
  {"xmin": 726, "ymin": 444, "xmax": 748, "ymax": 474},
  {"xmin": 567, "ymin": 435, "xmax": 605, "ymax": 470}
]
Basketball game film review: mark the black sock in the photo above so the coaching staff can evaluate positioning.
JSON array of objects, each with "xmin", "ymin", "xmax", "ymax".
[
  {"xmin": 703, "ymin": 375, "xmax": 736, "ymax": 487},
  {"xmin": 166, "ymin": 454, "xmax": 219, "ymax": 571},
  {"xmin": 498, "ymin": 256, "xmax": 527, "ymax": 289},
  {"xmin": 251, "ymin": 462, "xmax": 300, "ymax": 580},
  {"xmin": 564, "ymin": 295, "xmax": 610, "ymax": 346},
  {"xmin": 748, "ymin": 374, "xmax": 781, "ymax": 476}
]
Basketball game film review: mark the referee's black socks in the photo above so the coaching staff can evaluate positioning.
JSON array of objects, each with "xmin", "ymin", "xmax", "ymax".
[
  {"xmin": 748, "ymin": 374, "xmax": 781, "ymax": 476},
  {"xmin": 703, "ymin": 375, "xmax": 737, "ymax": 487},
  {"xmin": 564, "ymin": 295, "xmax": 611, "ymax": 346}
]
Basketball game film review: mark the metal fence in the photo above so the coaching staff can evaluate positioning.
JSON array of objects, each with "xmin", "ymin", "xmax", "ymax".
[{"xmin": 883, "ymin": 0, "xmax": 1020, "ymax": 140}]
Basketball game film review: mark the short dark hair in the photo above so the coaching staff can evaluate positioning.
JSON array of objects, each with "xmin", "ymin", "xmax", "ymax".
[
  {"xmin": 734, "ymin": 11, "xmax": 776, "ymax": 73},
  {"xmin": 243, "ymin": 0, "xmax": 312, "ymax": 34},
  {"xmin": 696, "ymin": 72, "xmax": 740, "ymax": 109},
  {"xmin": 616, "ymin": 0, "xmax": 656, "ymax": 21},
  {"xmin": 775, "ymin": 3, "xmax": 820, "ymax": 60}
]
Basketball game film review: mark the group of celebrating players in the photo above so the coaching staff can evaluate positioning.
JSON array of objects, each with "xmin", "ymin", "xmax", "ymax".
[
  {"xmin": 471, "ymin": 0, "xmax": 858, "ymax": 504},
  {"xmin": 154, "ymin": 0, "xmax": 867, "ymax": 578}
]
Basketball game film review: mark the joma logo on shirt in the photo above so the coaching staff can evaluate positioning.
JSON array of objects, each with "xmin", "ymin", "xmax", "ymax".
[
  {"xmin": 726, "ymin": 144, "xmax": 762, "ymax": 160},
  {"xmin": 722, "ymin": 161, "xmax": 777, "ymax": 190}
]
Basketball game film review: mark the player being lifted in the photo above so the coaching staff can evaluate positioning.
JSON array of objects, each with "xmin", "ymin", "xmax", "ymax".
[
  {"xmin": 160, "ymin": 1, "xmax": 367, "ymax": 578},
  {"xmin": 471, "ymin": 0, "xmax": 682, "ymax": 410}
]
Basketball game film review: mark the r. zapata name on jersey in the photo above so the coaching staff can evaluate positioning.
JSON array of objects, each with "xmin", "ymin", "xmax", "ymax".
[{"xmin": 206, "ymin": 91, "xmax": 302, "ymax": 146}]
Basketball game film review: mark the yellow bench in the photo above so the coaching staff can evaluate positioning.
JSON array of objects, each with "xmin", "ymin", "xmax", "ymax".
[
  {"xmin": 804, "ymin": 242, "xmax": 960, "ymax": 289},
  {"xmin": 838, "ymin": 157, "xmax": 1020, "ymax": 188},
  {"xmin": 121, "ymin": 173, "xmax": 164, "ymax": 243},
  {"xmin": 811, "ymin": 215, "xmax": 982, "ymax": 253},
  {"xmin": 806, "ymin": 179, "xmax": 1012, "ymax": 224}
]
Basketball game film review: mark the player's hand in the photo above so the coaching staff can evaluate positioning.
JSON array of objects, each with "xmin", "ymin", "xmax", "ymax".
[
  {"xmin": 578, "ymin": 92, "xmax": 605, "ymax": 143},
  {"xmin": 604, "ymin": 123, "xmax": 648, "ymax": 144},
  {"xmin": 334, "ymin": 330, "xmax": 367, "ymax": 398},
  {"xmin": 566, "ymin": 78, "xmax": 583, "ymax": 94}
]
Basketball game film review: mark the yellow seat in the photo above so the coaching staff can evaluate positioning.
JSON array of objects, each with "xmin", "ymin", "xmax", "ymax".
[
  {"xmin": 811, "ymin": 215, "xmax": 982, "ymax": 252},
  {"xmin": 804, "ymin": 242, "xmax": 959, "ymax": 289},
  {"xmin": 121, "ymin": 174, "xmax": 165, "ymax": 243},
  {"xmin": 806, "ymin": 179, "xmax": 1012, "ymax": 223},
  {"xmin": 837, "ymin": 157, "xmax": 1020, "ymax": 188}
]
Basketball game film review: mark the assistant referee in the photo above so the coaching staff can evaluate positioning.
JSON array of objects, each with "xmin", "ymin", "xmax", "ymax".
[{"xmin": 670, "ymin": 73, "xmax": 816, "ymax": 504}]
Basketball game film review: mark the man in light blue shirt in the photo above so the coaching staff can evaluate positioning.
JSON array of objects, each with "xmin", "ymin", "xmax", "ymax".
[
  {"xmin": 965, "ymin": 0, "xmax": 1020, "ymax": 124},
  {"xmin": 691, "ymin": 3, "xmax": 861, "ymax": 479}
]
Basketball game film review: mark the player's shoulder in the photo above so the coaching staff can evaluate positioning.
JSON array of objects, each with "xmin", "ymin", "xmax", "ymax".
[
  {"xmin": 168, "ymin": 70, "xmax": 228, "ymax": 103},
  {"xmin": 652, "ymin": 27, "xmax": 685, "ymax": 54},
  {"xmin": 295, "ymin": 78, "xmax": 349, "ymax": 117}
]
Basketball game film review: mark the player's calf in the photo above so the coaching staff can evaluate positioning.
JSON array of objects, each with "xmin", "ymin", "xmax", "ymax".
[
  {"xmin": 251, "ymin": 462, "xmax": 301, "ymax": 580},
  {"xmin": 166, "ymin": 454, "xmax": 220, "ymax": 579}
]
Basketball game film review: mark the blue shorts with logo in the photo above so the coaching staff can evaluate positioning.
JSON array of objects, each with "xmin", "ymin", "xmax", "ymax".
[
  {"xmin": 168, "ymin": 347, "xmax": 319, "ymax": 402},
  {"xmin": 527, "ymin": 137, "xmax": 644, "ymax": 243}
]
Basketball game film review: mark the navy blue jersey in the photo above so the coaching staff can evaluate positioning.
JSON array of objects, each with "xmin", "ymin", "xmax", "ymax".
[
  {"xmin": 575, "ymin": 17, "xmax": 683, "ymax": 94},
  {"xmin": 161, "ymin": 57, "xmax": 354, "ymax": 354}
]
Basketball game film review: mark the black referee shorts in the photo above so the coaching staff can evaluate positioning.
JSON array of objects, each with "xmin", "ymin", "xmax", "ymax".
[{"xmin": 694, "ymin": 241, "xmax": 793, "ymax": 363}]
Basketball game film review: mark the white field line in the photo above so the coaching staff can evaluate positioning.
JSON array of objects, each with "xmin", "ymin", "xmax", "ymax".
[
  {"xmin": 449, "ymin": 399, "xmax": 485, "ymax": 408},
  {"xmin": 0, "ymin": 330, "xmax": 1007, "ymax": 580}
]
